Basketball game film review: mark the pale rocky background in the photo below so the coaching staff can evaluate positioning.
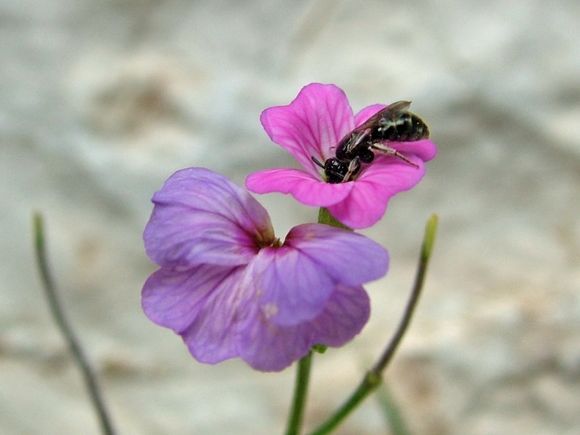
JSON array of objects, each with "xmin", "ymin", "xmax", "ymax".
[{"xmin": 1, "ymin": 0, "xmax": 579, "ymax": 434}]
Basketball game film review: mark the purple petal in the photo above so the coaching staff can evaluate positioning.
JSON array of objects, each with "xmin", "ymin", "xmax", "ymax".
[
  {"xmin": 180, "ymin": 266, "xmax": 253, "ymax": 364},
  {"xmin": 328, "ymin": 157, "xmax": 426, "ymax": 229},
  {"xmin": 245, "ymin": 168, "xmax": 354, "ymax": 207},
  {"xmin": 144, "ymin": 168, "xmax": 274, "ymax": 268},
  {"xmin": 308, "ymin": 284, "xmax": 370, "ymax": 347},
  {"xmin": 142, "ymin": 265, "xmax": 242, "ymax": 333},
  {"xmin": 142, "ymin": 264, "xmax": 249, "ymax": 364},
  {"xmin": 354, "ymin": 104, "xmax": 385, "ymax": 126},
  {"xmin": 236, "ymin": 304, "xmax": 313, "ymax": 371},
  {"xmin": 245, "ymin": 224, "xmax": 387, "ymax": 328},
  {"xmin": 260, "ymin": 83, "xmax": 355, "ymax": 176},
  {"xmin": 236, "ymin": 284, "xmax": 370, "ymax": 372},
  {"xmin": 249, "ymin": 247, "xmax": 335, "ymax": 326},
  {"xmin": 284, "ymin": 223, "xmax": 389, "ymax": 285}
]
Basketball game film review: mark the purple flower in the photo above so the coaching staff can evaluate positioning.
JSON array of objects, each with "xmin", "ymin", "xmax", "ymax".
[
  {"xmin": 142, "ymin": 168, "xmax": 389, "ymax": 371},
  {"xmin": 246, "ymin": 83, "xmax": 437, "ymax": 229}
]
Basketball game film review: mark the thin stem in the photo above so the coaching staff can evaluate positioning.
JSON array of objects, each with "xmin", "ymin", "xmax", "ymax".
[
  {"xmin": 372, "ymin": 214, "xmax": 436, "ymax": 373},
  {"xmin": 310, "ymin": 214, "xmax": 439, "ymax": 435},
  {"xmin": 33, "ymin": 213, "xmax": 117, "ymax": 435},
  {"xmin": 376, "ymin": 384, "xmax": 411, "ymax": 435},
  {"xmin": 317, "ymin": 208, "xmax": 350, "ymax": 230},
  {"xmin": 285, "ymin": 351, "xmax": 314, "ymax": 435},
  {"xmin": 310, "ymin": 372, "xmax": 381, "ymax": 435}
]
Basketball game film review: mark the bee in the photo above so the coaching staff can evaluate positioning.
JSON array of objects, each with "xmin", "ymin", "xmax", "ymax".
[{"xmin": 312, "ymin": 101, "xmax": 430, "ymax": 183}]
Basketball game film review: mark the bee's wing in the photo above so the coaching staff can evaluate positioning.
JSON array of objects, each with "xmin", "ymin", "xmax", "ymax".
[
  {"xmin": 355, "ymin": 101, "xmax": 411, "ymax": 131},
  {"xmin": 385, "ymin": 100, "xmax": 411, "ymax": 114},
  {"xmin": 341, "ymin": 101, "xmax": 413, "ymax": 154}
]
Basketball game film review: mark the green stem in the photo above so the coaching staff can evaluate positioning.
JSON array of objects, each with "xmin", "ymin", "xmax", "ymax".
[
  {"xmin": 310, "ymin": 371, "xmax": 382, "ymax": 435},
  {"xmin": 317, "ymin": 208, "xmax": 350, "ymax": 230},
  {"xmin": 285, "ymin": 351, "xmax": 313, "ymax": 435},
  {"xmin": 377, "ymin": 384, "xmax": 411, "ymax": 435},
  {"xmin": 33, "ymin": 213, "xmax": 117, "ymax": 435},
  {"xmin": 309, "ymin": 214, "xmax": 439, "ymax": 435}
]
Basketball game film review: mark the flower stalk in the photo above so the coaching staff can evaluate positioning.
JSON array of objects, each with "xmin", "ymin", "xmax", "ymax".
[
  {"xmin": 309, "ymin": 214, "xmax": 438, "ymax": 434},
  {"xmin": 285, "ymin": 351, "xmax": 313, "ymax": 435},
  {"xmin": 317, "ymin": 208, "xmax": 351, "ymax": 230},
  {"xmin": 377, "ymin": 384, "xmax": 412, "ymax": 435},
  {"xmin": 33, "ymin": 213, "xmax": 117, "ymax": 435}
]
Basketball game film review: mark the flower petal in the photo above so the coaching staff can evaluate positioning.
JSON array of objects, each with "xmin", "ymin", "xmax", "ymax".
[
  {"xmin": 142, "ymin": 264, "xmax": 250, "ymax": 364},
  {"xmin": 388, "ymin": 139, "xmax": 438, "ymax": 161},
  {"xmin": 249, "ymin": 247, "xmax": 335, "ymax": 326},
  {"xmin": 246, "ymin": 223, "xmax": 387, "ymax": 327},
  {"xmin": 327, "ymin": 157, "xmax": 426, "ymax": 229},
  {"xmin": 236, "ymin": 303, "xmax": 313, "ymax": 371},
  {"xmin": 180, "ymin": 266, "xmax": 252, "ymax": 364},
  {"xmin": 308, "ymin": 284, "xmax": 370, "ymax": 347},
  {"xmin": 236, "ymin": 284, "xmax": 370, "ymax": 371},
  {"xmin": 144, "ymin": 168, "xmax": 274, "ymax": 268},
  {"xmin": 245, "ymin": 168, "xmax": 354, "ymax": 207},
  {"xmin": 141, "ymin": 264, "xmax": 241, "ymax": 333},
  {"xmin": 260, "ymin": 83, "xmax": 354, "ymax": 176},
  {"xmin": 284, "ymin": 223, "xmax": 389, "ymax": 285}
]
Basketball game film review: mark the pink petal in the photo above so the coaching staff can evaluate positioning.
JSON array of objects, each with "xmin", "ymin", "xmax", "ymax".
[
  {"xmin": 328, "ymin": 157, "xmax": 426, "ymax": 229},
  {"xmin": 388, "ymin": 139, "xmax": 438, "ymax": 161},
  {"xmin": 245, "ymin": 168, "xmax": 354, "ymax": 207},
  {"xmin": 284, "ymin": 223, "xmax": 389, "ymax": 285},
  {"xmin": 145, "ymin": 168, "xmax": 274, "ymax": 268},
  {"xmin": 260, "ymin": 83, "xmax": 355, "ymax": 176}
]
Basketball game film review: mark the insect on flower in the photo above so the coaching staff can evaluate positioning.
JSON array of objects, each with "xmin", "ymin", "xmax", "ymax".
[
  {"xmin": 246, "ymin": 83, "xmax": 437, "ymax": 229},
  {"xmin": 312, "ymin": 101, "xmax": 430, "ymax": 183}
]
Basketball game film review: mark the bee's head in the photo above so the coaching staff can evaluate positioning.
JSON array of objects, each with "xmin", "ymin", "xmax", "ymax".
[{"xmin": 324, "ymin": 158, "xmax": 350, "ymax": 184}]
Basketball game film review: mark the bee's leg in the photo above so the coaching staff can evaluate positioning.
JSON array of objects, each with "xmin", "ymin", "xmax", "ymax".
[
  {"xmin": 370, "ymin": 143, "xmax": 419, "ymax": 168},
  {"xmin": 342, "ymin": 156, "xmax": 360, "ymax": 182}
]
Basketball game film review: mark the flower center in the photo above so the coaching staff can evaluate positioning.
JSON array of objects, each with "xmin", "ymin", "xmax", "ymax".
[{"xmin": 255, "ymin": 234, "xmax": 281, "ymax": 249}]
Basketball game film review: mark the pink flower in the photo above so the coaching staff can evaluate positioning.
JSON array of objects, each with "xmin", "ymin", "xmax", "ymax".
[
  {"xmin": 246, "ymin": 83, "xmax": 437, "ymax": 229},
  {"xmin": 142, "ymin": 168, "xmax": 389, "ymax": 371}
]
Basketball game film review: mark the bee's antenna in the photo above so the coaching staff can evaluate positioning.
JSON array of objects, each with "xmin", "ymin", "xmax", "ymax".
[{"xmin": 311, "ymin": 156, "xmax": 325, "ymax": 169}]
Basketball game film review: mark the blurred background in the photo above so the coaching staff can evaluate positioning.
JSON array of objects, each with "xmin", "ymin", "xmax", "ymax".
[{"xmin": 1, "ymin": 0, "xmax": 579, "ymax": 434}]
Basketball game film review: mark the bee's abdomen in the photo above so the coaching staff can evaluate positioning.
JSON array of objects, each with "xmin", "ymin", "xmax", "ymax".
[{"xmin": 376, "ymin": 113, "xmax": 429, "ymax": 142}]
